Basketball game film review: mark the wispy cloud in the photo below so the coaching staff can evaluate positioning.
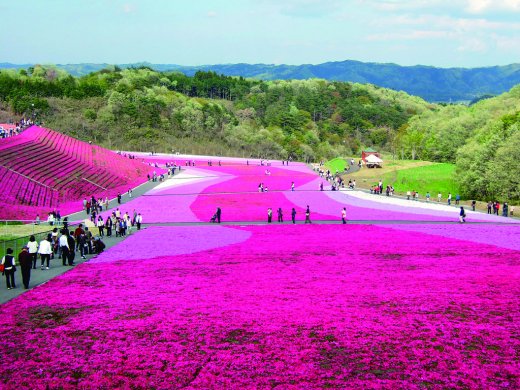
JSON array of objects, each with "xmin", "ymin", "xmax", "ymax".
[
  {"xmin": 465, "ymin": 0, "xmax": 520, "ymax": 13},
  {"xmin": 122, "ymin": 3, "xmax": 135, "ymax": 14}
]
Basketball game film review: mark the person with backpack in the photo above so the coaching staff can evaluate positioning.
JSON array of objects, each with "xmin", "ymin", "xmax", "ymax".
[{"xmin": 2, "ymin": 248, "xmax": 17, "ymax": 290}]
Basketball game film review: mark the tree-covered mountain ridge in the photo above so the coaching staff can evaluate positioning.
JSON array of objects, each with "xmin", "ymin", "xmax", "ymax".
[{"xmin": 2, "ymin": 60, "xmax": 520, "ymax": 103}]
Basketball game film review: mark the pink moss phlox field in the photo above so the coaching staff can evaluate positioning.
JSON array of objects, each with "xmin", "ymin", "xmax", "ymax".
[
  {"xmin": 95, "ymin": 167, "xmax": 231, "ymax": 223},
  {"xmin": 89, "ymin": 225, "xmax": 251, "ymax": 263},
  {"xmin": 387, "ymin": 223, "xmax": 520, "ymax": 251},
  {"xmin": 0, "ymin": 224, "xmax": 519, "ymax": 389},
  {"xmin": 0, "ymin": 126, "xmax": 157, "ymax": 219}
]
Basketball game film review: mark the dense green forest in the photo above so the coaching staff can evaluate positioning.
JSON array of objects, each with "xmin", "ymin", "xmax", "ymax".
[{"xmin": 0, "ymin": 65, "xmax": 518, "ymax": 201}]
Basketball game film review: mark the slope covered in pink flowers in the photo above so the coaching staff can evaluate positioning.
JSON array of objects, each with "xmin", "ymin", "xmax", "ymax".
[
  {"xmin": 1, "ymin": 154, "xmax": 519, "ymax": 389},
  {"xmin": 0, "ymin": 126, "xmax": 155, "ymax": 219}
]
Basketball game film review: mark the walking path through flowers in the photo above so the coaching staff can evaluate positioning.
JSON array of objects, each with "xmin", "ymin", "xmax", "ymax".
[{"xmin": 1, "ymin": 155, "xmax": 519, "ymax": 389}]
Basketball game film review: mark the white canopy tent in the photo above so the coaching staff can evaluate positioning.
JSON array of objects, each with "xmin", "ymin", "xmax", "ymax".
[{"xmin": 365, "ymin": 154, "xmax": 383, "ymax": 167}]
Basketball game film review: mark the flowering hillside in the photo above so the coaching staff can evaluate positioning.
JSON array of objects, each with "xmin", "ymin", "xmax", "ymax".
[
  {"xmin": 0, "ymin": 126, "xmax": 154, "ymax": 219},
  {"xmin": 0, "ymin": 155, "xmax": 518, "ymax": 389}
]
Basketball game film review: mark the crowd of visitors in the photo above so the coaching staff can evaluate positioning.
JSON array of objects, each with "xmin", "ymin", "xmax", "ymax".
[
  {"xmin": 1, "ymin": 227, "xmax": 107, "ymax": 291},
  {"xmin": 0, "ymin": 118, "xmax": 34, "ymax": 138}
]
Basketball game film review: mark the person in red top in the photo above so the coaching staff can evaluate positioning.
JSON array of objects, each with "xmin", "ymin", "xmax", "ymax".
[
  {"xmin": 73, "ymin": 224, "xmax": 85, "ymax": 251},
  {"xmin": 496, "ymin": 202, "xmax": 500, "ymax": 216}
]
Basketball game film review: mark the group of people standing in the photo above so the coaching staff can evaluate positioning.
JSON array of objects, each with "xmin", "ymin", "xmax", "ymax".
[
  {"xmin": 1, "ymin": 227, "xmax": 107, "ymax": 291},
  {"xmin": 265, "ymin": 206, "xmax": 312, "ymax": 224},
  {"xmin": 97, "ymin": 209, "xmax": 143, "ymax": 237},
  {"xmin": 487, "ymin": 201, "xmax": 513, "ymax": 217}
]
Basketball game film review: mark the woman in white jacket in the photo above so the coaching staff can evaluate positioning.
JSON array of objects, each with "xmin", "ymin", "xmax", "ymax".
[
  {"xmin": 27, "ymin": 235, "xmax": 39, "ymax": 269},
  {"xmin": 38, "ymin": 236, "xmax": 53, "ymax": 269}
]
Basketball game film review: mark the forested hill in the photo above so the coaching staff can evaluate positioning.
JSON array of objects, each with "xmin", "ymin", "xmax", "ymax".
[
  {"xmin": 0, "ymin": 66, "xmax": 519, "ymax": 200},
  {"xmin": 2, "ymin": 60, "xmax": 520, "ymax": 102}
]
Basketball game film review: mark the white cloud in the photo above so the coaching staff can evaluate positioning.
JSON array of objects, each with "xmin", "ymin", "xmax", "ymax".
[
  {"xmin": 494, "ymin": 34, "xmax": 520, "ymax": 50},
  {"xmin": 465, "ymin": 0, "xmax": 520, "ymax": 13},
  {"xmin": 366, "ymin": 30, "xmax": 453, "ymax": 41},
  {"xmin": 457, "ymin": 37, "xmax": 488, "ymax": 51},
  {"xmin": 207, "ymin": 10, "xmax": 217, "ymax": 18}
]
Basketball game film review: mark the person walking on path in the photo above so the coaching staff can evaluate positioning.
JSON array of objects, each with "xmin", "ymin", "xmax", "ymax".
[
  {"xmin": 471, "ymin": 200, "xmax": 476, "ymax": 211},
  {"xmin": 277, "ymin": 208, "xmax": 283, "ymax": 223},
  {"xmin": 59, "ymin": 231, "xmax": 70, "ymax": 266},
  {"xmin": 74, "ymin": 224, "xmax": 85, "ymax": 251},
  {"xmin": 487, "ymin": 201, "xmax": 492, "ymax": 214},
  {"xmin": 2, "ymin": 248, "xmax": 17, "ymax": 290},
  {"xmin": 438, "ymin": 193, "xmax": 442, "ymax": 202},
  {"xmin": 455, "ymin": 194, "xmax": 461, "ymax": 205},
  {"xmin": 38, "ymin": 236, "xmax": 52, "ymax": 270},
  {"xmin": 291, "ymin": 208, "xmax": 296, "ymax": 224},
  {"xmin": 305, "ymin": 206, "xmax": 311, "ymax": 224},
  {"xmin": 267, "ymin": 208, "xmax": 273, "ymax": 223},
  {"xmin": 459, "ymin": 207, "xmax": 466, "ymax": 223},
  {"xmin": 27, "ymin": 235, "xmax": 38, "ymax": 269},
  {"xmin": 97, "ymin": 216, "xmax": 105, "ymax": 237},
  {"xmin": 291, "ymin": 182, "xmax": 295, "ymax": 191},
  {"xmin": 135, "ymin": 213, "xmax": 143, "ymax": 230},
  {"xmin": 448, "ymin": 193, "xmax": 452, "ymax": 205},
  {"xmin": 117, "ymin": 193, "xmax": 122, "ymax": 204},
  {"xmin": 341, "ymin": 207, "xmax": 347, "ymax": 224},
  {"xmin": 18, "ymin": 246, "xmax": 32, "ymax": 289},
  {"xmin": 105, "ymin": 217, "xmax": 113, "ymax": 237},
  {"xmin": 67, "ymin": 231, "xmax": 77, "ymax": 265},
  {"xmin": 216, "ymin": 207, "xmax": 222, "ymax": 224},
  {"xmin": 503, "ymin": 203, "xmax": 509, "ymax": 217}
]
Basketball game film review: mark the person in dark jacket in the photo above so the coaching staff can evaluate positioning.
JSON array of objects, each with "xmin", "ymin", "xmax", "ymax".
[
  {"xmin": 216, "ymin": 207, "xmax": 222, "ymax": 223},
  {"xmin": 459, "ymin": 207, "xmax": 466, "ymax": 223},
  {"xmin": 93, "ymin": 237, "xmax": 106, "ymax": 254},
  {"xmin": 305, "ymin": 205, "xmax": 311, "ymax": 224},
  {"xmin": 67, "ymin": 231, "xmax": 76, "ymax": 265},
  {"xmin": 291, "ymin": 208, "xmax": 296, "ymax": 224},
  {"xmin": 105, "ymin": 217, "xmax": 113, "ymax": 237},
  {"xmin": 277, "ymin": 208, "xmax": 283, "ymax": 223},
  {"xmin": 18, "ymin": 246, "xmax": 32, "ymax": 289},
  {"xmin": 2, "ymin": 248, "xmax": 16, "ymax": 290}
]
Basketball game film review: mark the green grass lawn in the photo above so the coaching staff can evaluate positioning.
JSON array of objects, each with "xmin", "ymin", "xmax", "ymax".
[
  {"xmin": 325, "ymin": 158, "xmax": 349, "ymax": 173},
  {"xmin": 380, "ymin": 163, "xmax": 460, "ymax": 197}
]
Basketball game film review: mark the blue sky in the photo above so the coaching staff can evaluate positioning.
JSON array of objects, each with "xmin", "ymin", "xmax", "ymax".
[{"xmin": 2, "ymin": 0, "xmax": 520, "ymax": 68}]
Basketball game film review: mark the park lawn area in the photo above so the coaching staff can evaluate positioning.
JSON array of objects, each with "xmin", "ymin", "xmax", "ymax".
[
  {"xmin": 0, "ymin": 223, "xmax": 57, "ymax": 258},
  {"xmin": 380, "ymin": 163, "xmax": 459, "ymax": 197},
  {"xmin": 325, "ymin": 157, "xmax": 348, "ymax": 173},
  {"xmin": 343, "ymin": 158, "xmax": 460, "ymax": 197},
  {"xmin": 0, "ymin": 223, "xmax": 54, "ymax": 241}
]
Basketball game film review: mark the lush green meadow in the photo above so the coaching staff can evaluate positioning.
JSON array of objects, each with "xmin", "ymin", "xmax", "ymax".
[{"xmin": 379, "ymin": 163, "xmax": 459, "ymax": 197}]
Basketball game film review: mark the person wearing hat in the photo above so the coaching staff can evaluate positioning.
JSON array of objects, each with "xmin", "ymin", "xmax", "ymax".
[{"xmin": 18, "ymin": 245, "xmax": 33, "ymax": 289}]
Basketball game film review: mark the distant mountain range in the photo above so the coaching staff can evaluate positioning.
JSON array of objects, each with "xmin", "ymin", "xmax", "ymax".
[{"xmin": 2, "ymin": 60, "xmax": 520, "ymax": 102}]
